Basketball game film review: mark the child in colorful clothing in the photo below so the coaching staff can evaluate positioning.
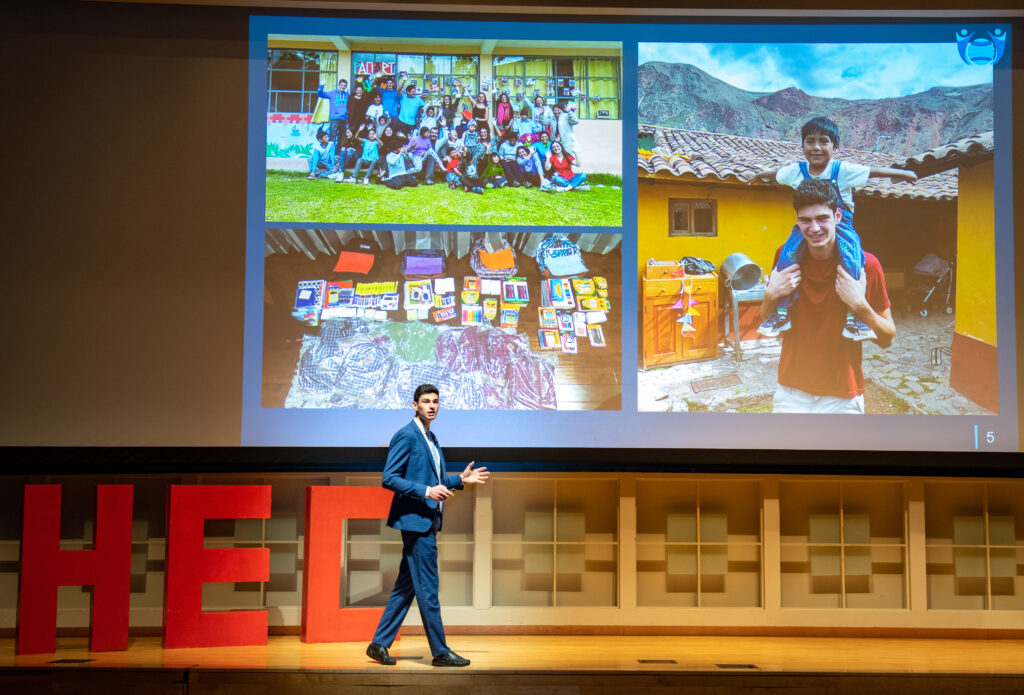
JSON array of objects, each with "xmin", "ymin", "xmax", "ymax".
[
  {"xmin": 444, "ymin": 151, "xmax": 463, "ymax": 188},
  {"xmin": 753, "ymin": 116, "xmax": 917, "ymax": 341},
  {"xmin": 382, "ymin": 142, "xmax": 419, "ymax": 190},
  {"xmin": 513, "ymin": 145, "xmax": 549, "ymax": 189},
  {"xmin": 346, "ymin": 129, "xmax": 382, "ymax": 184},
  {"xmin": 436, "ymin": 129, "xmax": 463, "ymax": 160},
  {"xmin": 462, "ymin": 120, "xmax": 486, "ymax": 170},
  {"xmin": 497, "ymin": 131, "xmax": 523, "ymax": 185},
  {"xmin": 307, "ymin": 130, "xmax": 339, "ymax": 179},
  {"xmin": 512, "ymin": 109, "xmax": 542, "ymax": 143},
  {"xmin": 407, "ymin": 126, "xmax": 442, "ymax": 184},
  {"xmin": 533, "ymin": 131, "xmax": 552, "ymax": 163},
  {"xmin": 420, "ymin": 104, "xmax": 440, "ymax": 132},
  {"xmin": 365, "ymin": 93, "xmax": 385, "ymax": 125},
  {"xmin": 334, "ymin": 127, "xmax": 359, "ymax": 178},
  {"xmin": 481, "ymin": 152, "xmax": 508, "ymax": 189}
]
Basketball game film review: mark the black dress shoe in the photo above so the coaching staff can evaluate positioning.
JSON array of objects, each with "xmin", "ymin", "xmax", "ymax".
[
  {"xmin": 432, "ymin": 651, "xmax": 470, "ymax": 667},
  {"xmin": 366, "ymin": 642, "xmax": 396, "ymax": 665}
]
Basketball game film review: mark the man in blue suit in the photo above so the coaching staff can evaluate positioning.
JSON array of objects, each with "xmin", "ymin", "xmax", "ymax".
[{"xmin": 366, "ymin": 383, "xmax": 489, "ymax": 667}]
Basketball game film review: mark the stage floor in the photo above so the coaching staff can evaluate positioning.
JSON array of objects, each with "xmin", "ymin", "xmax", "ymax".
[
  {"xmin": 4, "ymin": 633, "xmax": 1024, "ymax": 673},
  {"xmin": 3, "ymin": 635, "xmax": 1024, "ymax": 694}
]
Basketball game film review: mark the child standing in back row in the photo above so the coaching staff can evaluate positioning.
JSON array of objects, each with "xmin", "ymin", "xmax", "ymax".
[{"xmin": 753, "ymin": 116, "xmax": 917, "ymax": 341}]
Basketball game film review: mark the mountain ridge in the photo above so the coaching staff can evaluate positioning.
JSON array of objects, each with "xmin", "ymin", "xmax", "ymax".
[{"xmin": 638, "ymin": 61, "xmax": 993, "ymax": 156}]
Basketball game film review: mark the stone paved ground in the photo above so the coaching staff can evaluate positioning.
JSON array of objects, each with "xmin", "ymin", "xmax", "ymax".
[{"xmin": 638, "ymin": 310, "xmax": 994, "ymax": 415}]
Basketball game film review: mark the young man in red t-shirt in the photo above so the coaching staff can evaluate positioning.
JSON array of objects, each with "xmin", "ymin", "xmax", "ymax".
[{"xmin": 760, "ymin": 179, "xmax": 895, "ymax": 413}]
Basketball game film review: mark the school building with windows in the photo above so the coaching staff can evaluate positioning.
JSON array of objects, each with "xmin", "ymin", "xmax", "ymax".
[{"xmin": 266, "ymin": 36, "xmax": 623, "ymax": 175}]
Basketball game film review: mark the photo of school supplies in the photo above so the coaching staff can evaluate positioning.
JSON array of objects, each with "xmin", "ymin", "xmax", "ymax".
[
  {"xmin": 502, "ymin": 277, "xmax": 529, "ymax": 304},
  {"xmin": 483, "ymin": 297, "xmax": 498, "ymax": 321},
  {"xmin": 500, "ymin": 305, "xmax": 519, "ymax": 328},
  {"xmin": 431, "ymin": 306, "xmax": 456, "ymax": 323},
  {"xmin": 403, "ymin": 279, "xmax": 434, "ymax": 310},
  {"xmin": 461, "ymin": 290, "xmax": 480, "ymax": 305},
  {"xmin": 594, "ymin": 276, "xmax": 609, "ymax": 296},
  {"xmin": 321, "ymin": 280, "xmax": 355, "ymax": 319},
  {"xmin": 556, "ymin": 312, "xmax": 575, "ymax": 333},
  {"xmin": 538, "ymin": 329, "xmax": 561, "ymax": 349},
  {"xmin": 434, "ymin": 277, "xmax": 456, "ymax": 294},
  {"xmin": 293, "ymin": 279, "xmax": 326, "ymax": 325},
  {"xmin": 538, "ymin": 307, "xmax": 557, "ymax": 329},
  {"xmin": 578, "ymin": 296, "xmax": 603, "ymax": 311},
  {"xmin": 294, "ymin": 280, "xmax": 325, "ymax": 312},
  {"xmin": 573, "ymin": 312, "xmax": 588, "ymax": 337},
  {"xmin": 480, "ymin": 278, "xmax": 502, "ymax": 295},
  {"xmin": 571, "ymin": 277, "xmax": 596, "ymax": 297},
  {"xmin": 356, "ymin": 280, "xmax": 399, "ymax": 295},
  {"xmin": 588, "ymin": 325, "xmax": 606, "ymax": 347},
  {"xmin": 461, "ymin": 304, "xmax": 483, "ymax": 325},
  {"xmin": 463, "ymin": 276, "xmax": 480, "ymax": 292},
  {"xmin": 586, "ymin": 310, "xmax": 608, "ymax": 324},
  {"xmin": 541, "ymin": 278, "xmax": 574, "ymax": 309},
  {"xmin": 561, "ymin": 334, "xmax": 578, "ymax": 354}
]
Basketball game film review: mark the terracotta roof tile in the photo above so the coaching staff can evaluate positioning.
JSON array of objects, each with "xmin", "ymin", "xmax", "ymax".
[
  {"xmin": 897, "ymin": 131, "xmax": 994, "ymax": 176},
  {"xmin": 638, "ymin": 125, "xmax": 958, "ymax": 201}
]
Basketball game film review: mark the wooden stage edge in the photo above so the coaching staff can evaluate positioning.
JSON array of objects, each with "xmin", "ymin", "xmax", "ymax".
[
  {"xmin": 5, "ymin": 624, "xmax": 1024, "ymax": 639},
  {"xmin": 3, "ymin": 635, "xmax": 1024, "ymax": 695}
]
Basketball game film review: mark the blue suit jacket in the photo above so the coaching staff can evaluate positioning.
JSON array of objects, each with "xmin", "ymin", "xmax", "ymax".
[{"xmin": 383, "ymin": 420, "xmax": 463, "ymax": 533}]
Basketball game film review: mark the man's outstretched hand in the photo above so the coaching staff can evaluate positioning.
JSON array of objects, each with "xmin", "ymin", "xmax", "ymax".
[{"xmin": 460, "ymin": 461, "xmax": 490, "ymax": 485}]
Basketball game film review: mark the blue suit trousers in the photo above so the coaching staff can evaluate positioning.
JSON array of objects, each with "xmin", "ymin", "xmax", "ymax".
[{"xmin": 371, "ymin": 524, "xmax": 450, "ymax": 657}]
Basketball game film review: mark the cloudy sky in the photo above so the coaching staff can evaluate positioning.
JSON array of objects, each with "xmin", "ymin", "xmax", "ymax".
[{"xmin": 639, "ymin": 42, "xmax": 993, "ymax": 100}]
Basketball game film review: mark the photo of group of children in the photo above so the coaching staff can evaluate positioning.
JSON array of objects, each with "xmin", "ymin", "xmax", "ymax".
[
  {"xmin": 263, "ymin": 231, "xmax": 622, "ymax": 411},
  {"xmin": 310, "ymin": 75, "xmax": 590, "ymax": 194},
  {"xmin": 265, "ymin": 36, "xmax": 623, "ymax": 226}
]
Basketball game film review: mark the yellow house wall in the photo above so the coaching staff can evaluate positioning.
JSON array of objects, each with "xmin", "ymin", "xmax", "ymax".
[
  {"xmin": 638, "ymin": 178, "xmax": 798, "ymax": 281},
  {"xmin": 954, "ymin": 159, "xmax": 997, "ymax": 346}
]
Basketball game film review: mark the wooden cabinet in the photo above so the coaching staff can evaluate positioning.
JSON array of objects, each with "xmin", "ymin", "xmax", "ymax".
[{"xmin": 642, "ymin": 272, "xmax": 718, "ymax": 369}]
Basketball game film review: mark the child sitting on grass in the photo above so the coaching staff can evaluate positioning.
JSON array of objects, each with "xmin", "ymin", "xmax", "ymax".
[
  {"xmin": 344, "ymin": 129, "xmax": 381, "ymax": 184},
  {"xmin": 480, "ymin": 152, "xmax": 507, "ymax": 189},
  {"xmin": 307, "ymin": 130, "xmax": 339, "ymax": 180},
  {"xmin": 382, "ymin": 142, "xmax": 419, "ymax": 190}
]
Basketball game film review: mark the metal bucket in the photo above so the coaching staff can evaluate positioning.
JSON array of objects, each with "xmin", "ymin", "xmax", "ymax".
[{"xmin": 720, "ymin": 252, "xmax": 761, "ymax": 291}]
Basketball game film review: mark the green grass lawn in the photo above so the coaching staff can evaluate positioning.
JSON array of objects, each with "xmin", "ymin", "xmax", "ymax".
[{"xmin": 266, "ymin": 170, "xmax": 622, "ymax": 226}]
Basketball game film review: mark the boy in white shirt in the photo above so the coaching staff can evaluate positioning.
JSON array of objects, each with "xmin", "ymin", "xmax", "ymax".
[{"xmin": 753, "ymin": 116, "xmax": 917, "ymax": 341}]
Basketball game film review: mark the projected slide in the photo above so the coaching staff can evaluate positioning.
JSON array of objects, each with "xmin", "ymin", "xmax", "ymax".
[{"xmin": 244, "ymin": 16, "xmax": 1017, "ymax": 451}]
